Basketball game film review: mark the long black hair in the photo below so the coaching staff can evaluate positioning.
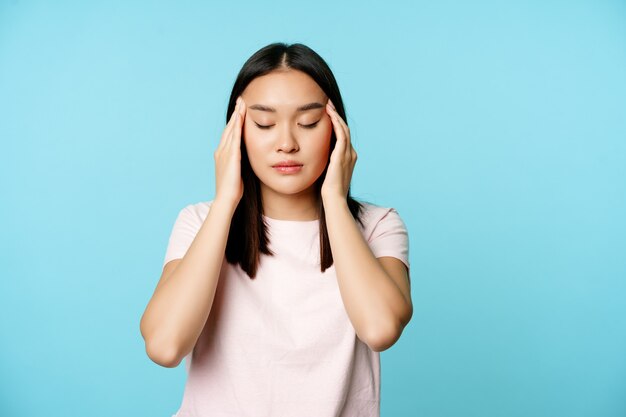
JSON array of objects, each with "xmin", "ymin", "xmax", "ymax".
[{"xmin": 224, "ymin": 42, "xmax": 364, "ymax": 278}]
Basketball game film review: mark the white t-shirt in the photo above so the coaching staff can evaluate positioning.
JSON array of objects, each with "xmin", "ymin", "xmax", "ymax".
[{"xmin": 162, "ymin": 199, "xmax": 410, "ymax": 417}]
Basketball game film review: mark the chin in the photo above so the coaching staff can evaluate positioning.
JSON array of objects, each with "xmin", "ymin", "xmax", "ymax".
[
  {"xmin": 256, "ymin": 172, "xmax": 321, "ymax": 197},
  {"xmin": 261, "ymin": 181, "xmax": 318, "ymax": 197}
]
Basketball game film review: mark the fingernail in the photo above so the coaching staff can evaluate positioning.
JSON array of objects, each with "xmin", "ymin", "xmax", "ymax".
[{"xmin": 328, "ymin": 99, "xmax": 336, "ymax": 110}]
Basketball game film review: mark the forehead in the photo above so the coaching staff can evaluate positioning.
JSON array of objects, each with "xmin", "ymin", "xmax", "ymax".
[{"xmin": 242, "ymin": 70, "xmax": 326, "ymax": 110}]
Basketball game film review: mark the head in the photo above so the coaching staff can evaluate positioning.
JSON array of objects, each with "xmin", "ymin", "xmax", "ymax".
[
  {"xmin": 224, "ymin": 42, "xmax": 363, "ymax": 278},
  {"xmin": 241, "ymin": 69, "xmax": 333, "ymax": 202}
]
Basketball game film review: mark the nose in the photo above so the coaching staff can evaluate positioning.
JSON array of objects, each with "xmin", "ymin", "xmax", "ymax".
[{"xmin": 276, "ymin": 124, "xmax": 299, "ymax": 153}]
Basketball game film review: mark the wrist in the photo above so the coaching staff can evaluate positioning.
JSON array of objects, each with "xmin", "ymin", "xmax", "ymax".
[
  {"xmin": 322, "ymin": 193, "xmax": 349, "ymax": 211},
  {"xmin": 212, "ymin": 196, "xmax": 239, "ymax": 215}
]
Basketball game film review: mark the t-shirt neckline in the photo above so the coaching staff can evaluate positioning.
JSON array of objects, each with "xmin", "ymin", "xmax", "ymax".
[{"xmin": 261, "ymin": 214, "xmax": 319, "ymax": 231}]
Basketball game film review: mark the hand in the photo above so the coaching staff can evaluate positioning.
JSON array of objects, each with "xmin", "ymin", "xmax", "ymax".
[
  {"xmin": 321, "ymin": 98, "xmax": 357, "ymax": 203},
  {"xmin": 214, "ymin": 96, "xmax": 246, "ymax": 209}
]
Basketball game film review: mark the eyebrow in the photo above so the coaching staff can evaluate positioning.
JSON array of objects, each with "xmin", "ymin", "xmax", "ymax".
[{"xmin": 248, "ymin": 102, "xmax": 325, "ymax": 113}]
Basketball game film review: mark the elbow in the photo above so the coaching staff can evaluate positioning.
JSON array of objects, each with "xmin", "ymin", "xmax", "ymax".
[
  {"xmin": 364, "ymin": 325, "xmax": 401, "ymax": 352},
  {"xmin": 144, "ymin": 336, "xmax": 183, "ymax": 368},
  {"xmin": 140, "ymin": 312, "xmax": 183, "ymax": 368},
  {"xmin": 365, "ymin": 305, "xmax": 413, "ymax": 353}
]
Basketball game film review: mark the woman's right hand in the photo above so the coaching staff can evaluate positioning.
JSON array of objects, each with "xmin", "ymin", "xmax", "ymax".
[{"xmin": 214, "ymin": 96, "xmax": 246, "ymax": 209}]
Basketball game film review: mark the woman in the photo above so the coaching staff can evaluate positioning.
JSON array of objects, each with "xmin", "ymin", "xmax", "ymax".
[{"xmin": 140, "ymin": 42, "xmax": 412, "ymax": 417}]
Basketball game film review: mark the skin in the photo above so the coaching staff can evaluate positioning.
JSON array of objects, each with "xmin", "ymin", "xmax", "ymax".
[
  {"xmin": 240, "ymin": 69, "xmax": 332, "ymax": 220},
  {"xmin": 238, "ymin": 69, "xmax": 413, "ymax": 350},
  {"xmin": 140, "ymin": 68, "xmax": 412, "ymax": 368}
]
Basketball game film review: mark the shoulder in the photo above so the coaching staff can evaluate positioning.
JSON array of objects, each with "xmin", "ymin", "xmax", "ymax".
[
  {"xmin": 357, "ymin": 200, "xmax": 401, "ymax": 219},
  {"xmin": 355, "ymin": 200, "xmax": 408, "ymax": 239},
  {"xmin": 162, "ymin": 200, "xmax": 214, "ymax": 268},
  {"xmin": 354, "ymin": 199, "xmax": 410, "ymax": 269},
  {"xmin": 176, "ymin": 199, "xmax": 214, "ymax": 223}
]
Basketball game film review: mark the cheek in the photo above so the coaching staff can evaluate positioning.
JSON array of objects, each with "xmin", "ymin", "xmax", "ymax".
[
  {"xmin": 310, "ymin": 123, "xmax": 333, "ymax": 163},
  {"xmin": 320, "ymin": 119, "xmax": 333, "ymax": 155}
]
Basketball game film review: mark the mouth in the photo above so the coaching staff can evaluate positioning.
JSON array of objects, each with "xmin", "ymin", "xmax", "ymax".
[
  {"xmin": 272, "ymin": 160, "xmax": 303, "ymax": 167},
  {"xmin": 272, "ymin": 161, "xmax": 303, "ymax": 174}
]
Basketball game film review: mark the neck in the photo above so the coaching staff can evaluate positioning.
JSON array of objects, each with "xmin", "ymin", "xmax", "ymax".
[{"xmin": 260, "ymin": 184, "xmax": 320, "ymax": 221}]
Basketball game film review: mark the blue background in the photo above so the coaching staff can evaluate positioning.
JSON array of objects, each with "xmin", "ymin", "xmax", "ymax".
[{"xmin": 1, "ymin": 1, "xmax": 625, "ymax": 416}]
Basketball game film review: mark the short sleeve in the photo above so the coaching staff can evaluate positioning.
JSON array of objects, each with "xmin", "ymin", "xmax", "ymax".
[
  {"xmin": 367, "ymin": 208, "xmax": 410, "ymax": 274},
  {"xmin": 162, "ymin": 204, "xmax": 202, "ymax": 268}
]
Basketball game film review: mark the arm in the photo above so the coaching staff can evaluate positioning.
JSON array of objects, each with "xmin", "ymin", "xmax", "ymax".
[
  {"xmin": 140, "ymin": 199, "xmax": 237, "ymax": 367},
  {"xmin": 140, "ymin": 96, "xmax": 247, "ymax": 367},
  {"xmin": 324, "ymin": 198, "xmax": 413, "ymax": 352},
  {"xmin": 322, "ymin": 98, "xmax": 412, "ymax": 352}
]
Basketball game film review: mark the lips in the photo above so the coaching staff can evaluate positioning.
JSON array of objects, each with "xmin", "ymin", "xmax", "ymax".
[
  {"xmin": 272, "ymin": 160, "xmax": 303, "ymax": 167},
  {"xmin": 272, "ymin": 160, "xmax": 303, "ymax": 174}
]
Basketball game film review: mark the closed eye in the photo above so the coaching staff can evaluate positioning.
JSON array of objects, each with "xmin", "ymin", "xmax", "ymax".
[
  {"xmin": 254, "ymin": 121, "xmax": 320, "ymax": 130},
  {"xmin": 301, "ymin": 121, "xmax": 319, "ymax": 129}
]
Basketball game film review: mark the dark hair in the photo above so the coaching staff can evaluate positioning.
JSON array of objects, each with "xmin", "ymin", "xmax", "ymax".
[{"xmin": 224, "ymin": 42, "xmax": 364, "ymax": 278}]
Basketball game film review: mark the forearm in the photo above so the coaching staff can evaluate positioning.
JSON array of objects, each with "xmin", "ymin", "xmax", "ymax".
[
  {"xmin": 142, "ymin": 199, "xmax": 236, "ymax": 365},
  {"xmin": 324, "ymin": 198, "xmax": 409, "ymax": 349}
]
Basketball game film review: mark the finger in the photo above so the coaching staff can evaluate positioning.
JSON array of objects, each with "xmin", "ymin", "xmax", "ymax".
[
  {"xmin": 219, "ymin": 98, "xmax": 242, "ymax": 153},
  {"xmin": 326, "ymin": 101, "xmax": 350, "ymax": 143},
  {"xmin": 226, "ymin": 98, "xmax": 246, "ymax": 152},
  {"xmin": 224, "ymin": 108, "xmax": 240, "ymax": 152},
  {"xmin": 217, "ymin": 101, "xmax": 238, "ymax": 154},
  {"xmin": 328, "ymin": 111, "xmax": 346, "ymax": 160},
  {"xmin": 334, "ymin": 110, "xmax": 351, "ymax": 151},
  {"xmin": 335, "ymin": 111, "xmax": 354, "ymax": 161},
  {"xmin": 327, "ymin": 104, "xmax": 350, "ymax": 160}
]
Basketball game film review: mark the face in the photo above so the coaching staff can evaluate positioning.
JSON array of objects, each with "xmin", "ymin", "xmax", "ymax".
[{"xmin": 240, "ymin": 69, "xmax": 333, "ymax": 200}]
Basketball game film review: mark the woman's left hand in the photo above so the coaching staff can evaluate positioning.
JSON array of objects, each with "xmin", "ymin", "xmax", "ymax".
[{"xmin": 321, "ymin": 99, "xmax": 357, "ymax": 203}]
